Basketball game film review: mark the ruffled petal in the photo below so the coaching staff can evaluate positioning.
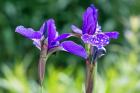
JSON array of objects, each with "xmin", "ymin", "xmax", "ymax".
[
  {"xmin": 81, "ymin": 33, "xmax": 110, "ymax": 48},
  {"xmin": 61, "ymin": 41, "xmax": 87, "ymax": 59},
  {"xmin": 71, "ymin": 25, "xmax": 82, "ymax": 34},
  {"xmin": 81, "ymin": 34, "xmax": 91, "ymax": 44},
  {"xmin": 15, "ymin": 26, "xmax": 42, "ymax": 39},
  {"xmin": 82, "ymin": 4, "xmax": 98, "ymax": 35},
  {"xmin": 104, "ymin": 32, "xmax": 119, "ymax": 39},
  {"xmin": 90, "ymin": 33, "xmax": 110, "ymax": 47}
]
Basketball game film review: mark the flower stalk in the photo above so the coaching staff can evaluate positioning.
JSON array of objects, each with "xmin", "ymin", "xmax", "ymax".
[
  {"xmin": 86, "ymin": 60, "xmax": 95, "ymax": 93},
  {"xmin": 38, "ymin": 38, "xmax": 48, "ymax": 86},
  {"xmin": 85, "ymin": 45, "xmax": 97, "ymax": 93},
  {"xmin": 15, "ymin": 19, "xmax": 87, "ymax": 87},
  {"xmin": 15, "ymin": 4, "xmax": 119, "ymax": 92},
  {"xmin": 71, "ymin": 5, "xmax": 119, "ymax": 92}
]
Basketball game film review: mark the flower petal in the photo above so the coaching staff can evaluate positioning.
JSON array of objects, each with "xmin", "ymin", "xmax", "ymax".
[
  {"xmin": 81, "ymin": 34, "xmax": 91, "ymax": 44},
  {"xmin": 89, "ymin": 33, "xmax": 110, "ymax": 47},
  {"xmin": 81, "ymin": 34, "xmax": 109, "ymax": 47},
  {"xmin": 82, "ymin": 4, "xmax": 98, "ymax": 35},
  {"xmin": 47, "ymin": 19, "xmax": 58, "ymax": 45},
  {"xmin": 49, "ymin": 33, "xmax": 72, "ymax": 48},
  {"xmin": 96, "ymin": 47, "xmax": 106, "ymax": 58},
  {"xmin": 104, "ymin": 32, "xmax": 119, "ymax": 39},
  {"xmin": 39, "ymin": 21, "xmax": 48, "ymax": 37},
  {"xmin": 54, "ymin": 33, "xmax": 72, "ymax": 42},
  {"xmin": 95, "ymin": 23, "xmax": 102, "ymax": 33},
  {"xmin": 71, "ymin": 25, "xmax": 82, "ymax": 34},
  {"xmin": 15, "ymin": 26, "xmax": 42, "ymax": 39},
  {"xmin": 32, "ymin": 39, "xmax": 41, "ymax": 50},
  {"xmin": 61, "ymin": 41, "xmax": 87, "ymax": 59}
]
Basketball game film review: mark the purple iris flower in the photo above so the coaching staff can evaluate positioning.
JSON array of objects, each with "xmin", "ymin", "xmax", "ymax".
[
  {"xmin": 71, "ymin": 5, "xmax": 119, "ymax": 49},
  {"xmin": 15, "ymin": 19, "xmax": 87, "ymax": 59}
]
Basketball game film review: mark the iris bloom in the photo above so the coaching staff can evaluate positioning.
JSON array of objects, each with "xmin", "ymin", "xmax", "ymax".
[
  {"xmin": 16, "ymin": 19, "xmax": 87, "ymax": 84},
  {"xmin": 15, "ymin": 19, "xmax": 87, "ymax": 59},
  {"xmin": 71, "ymin": 5, "xmax": 119, "ymax": 50},
  {"xmin": 71, "ymin": 5, "xmax": 119, "ymax": 92}
]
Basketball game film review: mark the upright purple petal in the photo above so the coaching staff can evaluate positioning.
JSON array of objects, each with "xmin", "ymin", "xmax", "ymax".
[
  {"xmin": 48, "ymin": 33, "xmax": 72, "ymax": 49},
  {"xmin": 82, "ymin": 5, "xmax": 98, "ymax": 35},
  {"xmin": 61, "ymin": 41, "xmax": 87, "ymax": 59},
  {"xmin": 54, "ymin": 33, "xmax": 72, "ymax": 42},
  {"xmin": 15, "ymin": 26, "xmax": 42, "ymax": 39},
  {"xmin": 39, "ymin": 21, "xmax": 48, "ymax": 37},
  {"xmin": 95, "ymin": 23, "xmax": 102, "ymax": 33},
  {"xmin": 104, "ymin": 32, "xmax": 119, "ymax": 39},
  {"xmin": 47, "ymin": 19, "xmax": 57, "ymax": 46},
  {"xmin": 71, "ymin": 25, "xmax": 82, "ymax": 34}
]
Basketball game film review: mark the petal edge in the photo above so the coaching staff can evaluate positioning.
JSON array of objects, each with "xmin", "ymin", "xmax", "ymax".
[
  {"xmin": 15, "ymin": 26, "xmax": 42, "ymax": 39},
  {"xmin": 61, "ymin": 41, "xmax": 87, "ymax": 59}
]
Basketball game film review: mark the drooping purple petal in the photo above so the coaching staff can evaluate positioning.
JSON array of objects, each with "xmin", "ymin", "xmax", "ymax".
[
  {"xmin": 81, "ymin": 33, "xmax": 110, "ymax": 48},
  {"xmin": 82, "ymin": 4, "xmax": 98, "ymax": 35},
  {"xmin": 61, "ymin": 41, "xmax": 87, "ymax": 59},
  {"xmin": 104, "ymin": 32, "xmax": 119, "ymax": 39},
  {"xmin": 81, "ymin": 34, "xmax": 91, "ymax": 44},
  {"xmin": 15, "ymin": 26, "xmax": 42, "ymax": 39},
  {"xmin": 47, "ymin": 19, "xmax": 57, "ymax": 46},
  {"xmin": 89, "ymin": 33, "xmax": 110, "ymax": 48},
  {"xmin": 71, "ymin": 25, "xmax": 82, "ymax": 34}
]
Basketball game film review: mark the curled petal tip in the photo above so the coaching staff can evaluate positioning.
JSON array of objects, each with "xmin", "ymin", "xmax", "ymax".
[
  {"xmin": 90, "ymin": 4, "xmax": 98, "ymax": 11},
  {"xmin": 15, "ymin": 25, "xmax": 42, "ymax": 39},
  {"xmin": 71, "ymin": 25, "xmax": 82, "ymax": 34},
  {"xmin": 15, "ymin": 25, "xmax": 23, "ymax": 32},
  {"xmin": 90, "ymin": 4, "xmax": 95, "ymax": 7},
  {"xmin": 91, "ymin": 46, "xmax": 106, "ymax": 61},
  {"xmin": 90, "ymin": 4, "xmax": 97, "ymax": 10},
  {"xmin": 97, "ymin": 47, "xmax": 106, "ymax": 58},
  {"xmin": 114, "ymin": 32, "xmax": 119, "ymax": 39}
]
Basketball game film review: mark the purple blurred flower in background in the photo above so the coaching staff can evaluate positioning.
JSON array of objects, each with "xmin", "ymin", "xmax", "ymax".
[
  {"xmin": 15, "ymin": 19, "xmax": 87, "ymax": 59},
  {"xmin": 71, "ymin": 5, "xmax": 119, "ymax": 49}
]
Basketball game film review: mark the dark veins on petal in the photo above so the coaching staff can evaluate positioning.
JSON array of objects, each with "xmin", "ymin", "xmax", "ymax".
[{"xmin": 90, "ymin": 34, "xmax": 110, "ymax": 47}]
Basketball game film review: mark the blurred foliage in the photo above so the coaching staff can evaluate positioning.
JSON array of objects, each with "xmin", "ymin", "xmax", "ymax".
[{"xmin": 0, "ymin": 0, "xmax": 140, "ymax": 93}]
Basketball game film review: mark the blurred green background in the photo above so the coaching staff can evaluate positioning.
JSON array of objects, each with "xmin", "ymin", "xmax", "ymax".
[{"xmin": 0, "ymin": 0, "xmax": 140, "ymax": 93}]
